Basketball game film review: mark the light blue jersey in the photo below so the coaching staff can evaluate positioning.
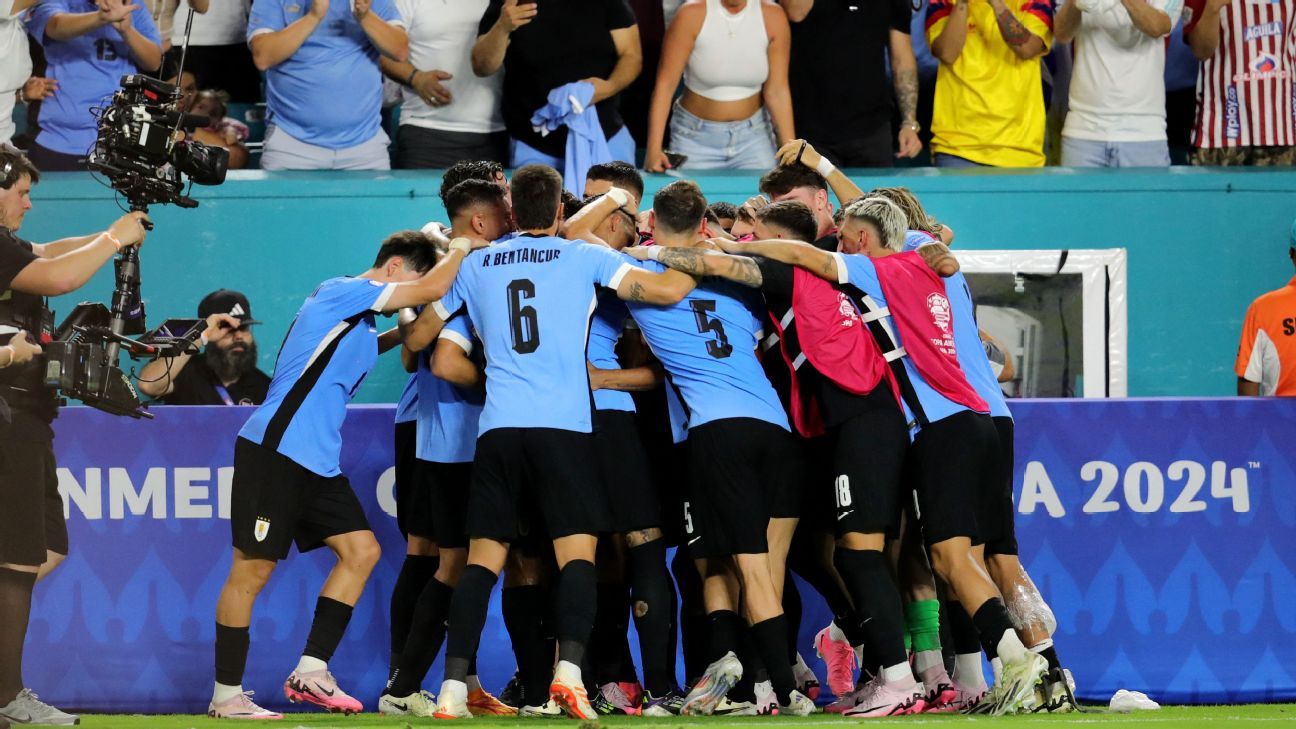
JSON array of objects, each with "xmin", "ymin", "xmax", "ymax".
[
  {"xmin": 416, "ymin": 314, "xmax": 485, "ymax": 463},
  {"xmin": 833, "ymin": 253, "xmax": 971, "ymax": 432},
  {"xmin": 588, "ymin": 290, "xmax": 635, "ymax": 412},
  {"xmin": 248, "ymin": 0, "xmax": 401, "ymax": 149},
  {"xmin": 946, "ymin": 272, "xmax": 1011, "ymax": 419},
  {"xmin": 26, "ymin": 0, "xmax": 162, "ymax": 155},
  {"xmin": 431, "ymin": 234, "xmax": 633, "ymax": 435},
  {"xmin": 627, "ymin": 261, "xmax": 788, "ymax": 431},
  {"xmin": 240, "ymin": 277, "xmax": 396, "ymax": 475},
  {"xmin": 394, "ymin": 372, "xmax": 419, "ymax": 423}
]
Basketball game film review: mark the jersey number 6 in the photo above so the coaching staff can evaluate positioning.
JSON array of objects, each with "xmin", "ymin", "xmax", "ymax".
[
  {"xmin": 507, "ymin": 279, "xmax": 540, "ymax": 354},
  {"xmin": 690, "ymin": 300, "xmax": 733, "ymax": 359}
]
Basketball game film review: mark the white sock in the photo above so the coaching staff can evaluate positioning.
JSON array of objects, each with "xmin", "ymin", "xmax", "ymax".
[
  {"xmin": 828, "ymin": 621, "xmax": 847, "ymax": 642},
  {"xmin": 991, "ymin": 657, "xmax": 1004, "ymax": 682},
  {"xmin": 467, "ymin": 674, "xmax": 483, "ymax": 692},
  {"xmin": 954, "ymin": 653, "xmax": 986, "ymax": 688},
  {"xmin": 854, "ymin": 645, "xmax": 864, "ymax": 665},
  {"xmin": 554, "ymin": 660, "xmax": 582, "ymax": 685},
  {"xmin": 882, "ymin": 663, "xmax": 915, "ymax": 685},
  {"xmin": 439, "ymin": 679, "xmax": 467, "ymax": 705},
  {"xmin": 995, "ymin": 630, "xmax": 1028, "ymax": 666},
  {"xmin": 914, "ymin": 650, "xmax": 944, "ymax": 677},
  {"xmin": 213, "ymin": 682, "xmax": 243, "ymax": 704},
  {"xmin": 295, "ymin": 655, "xmax": 327, "ymax": 674}
]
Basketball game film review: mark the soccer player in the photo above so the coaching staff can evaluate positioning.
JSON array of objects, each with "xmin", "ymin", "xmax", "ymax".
[
  {"xmin": 399, "ymin": 164, "xmax": 696, "ymax": 720},
  {"xmin": 583, "ymin": 160, "xmax": 645, "ymax": 204},
  {"xmin": 209, "ymin": 230, "xmax": 482, "ymax": 719},
  {"xmin": 626, "ymin": 180, "xmax": 816, "ymax": 717},
  {"xmin": 720, "ymin": 197, "xmax": 1051, "ymax": 715},
  {"xmin": 380, "ymin": 179, "xmax": 516, "ymax": 717},
  {"xmin": 565, "ymin": 192, "xmax": 688, "ymax": 715}
]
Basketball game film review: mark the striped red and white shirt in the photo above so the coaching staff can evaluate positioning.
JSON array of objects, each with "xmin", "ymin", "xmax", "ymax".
[{"xmin": 1184, "ymin": 0, "xmax": 1296, "ymax": 148}]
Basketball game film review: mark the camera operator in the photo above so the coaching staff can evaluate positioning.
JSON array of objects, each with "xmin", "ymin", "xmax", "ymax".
[
  {"xmin": 0, "ymin": 146, "xmax": 149, "ymax": 727},
  {"xmin": 137, "ymin": 289, "xmax": 270, "ymax": 405}
]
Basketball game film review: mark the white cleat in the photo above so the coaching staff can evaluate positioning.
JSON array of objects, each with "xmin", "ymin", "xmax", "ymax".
[
  {"xmin": 379, "ymin": 690, "xmax": 436, "ymax": 717},
  {"xmin": 519, "ymin": 699, "xmax": 564, "ymax": 717},
  {"xmin": 781, "ymin": 690, "xmax": 817, "ymax": 716},
  {"xmin": 207, "ymin": 690, "xmax": 283, "ymax": 720},
  {"xmin": 681, "ymin": 651, "xmax": 743, "ymax": 716}
]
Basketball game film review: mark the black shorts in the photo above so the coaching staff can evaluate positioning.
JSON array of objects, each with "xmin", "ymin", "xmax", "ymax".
[
  {"xmin": 908, "ymin": 411, "xmax": 998, "ymax": 546},
  {"xmin": 593, "ymin": 409, "xmax": 661, "ymax": 533},
  {"xmin": 393, "ymin": 420, "xmax": 431, "ymax": 539},
  {"xmin": 0, "ymin": 411, "xmax": 67, "ymax": 566},
  {"xmin": 230, "ymin": 438, "xmax": 372, "ymax": 561},
  {"xmin": 685, "ymin": 418, "xmax": 805, "ymax": 559},
  {"xmin": 984, "ymin": 417, "xmax": 1019, "ymax": 556},
  {"xmin": 467, "ymin": 428, "xmax": 611, "ymax": 542},
  {"xmin": 830, "ymin": 403, "xmax": 909, "ymax": 536},
  {"xmin": 799, "ymin": 435, "xmax": 837, "ymax": 531},
  {"xmin": 424, "ymin": 459, "xmax": 473, "ymax": 549}
]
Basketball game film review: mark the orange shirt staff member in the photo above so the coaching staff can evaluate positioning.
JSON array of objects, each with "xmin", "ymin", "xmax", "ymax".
[{"xmin": 1235, "ymin": 222, "xmax": 1296, "ymax": 396}]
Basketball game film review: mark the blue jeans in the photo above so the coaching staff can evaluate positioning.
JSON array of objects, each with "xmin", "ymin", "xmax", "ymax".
[
  {"xmin": 667, "ymin": 100, "xmax": 777, "ymax": 171},
  {"xmin": 510, "ymin": 125, "xmax": 636, "ymax": 169},
  {"xmin": 1060, "ymin": 137, "xmax": 1171, "ymax": 168},
  {"xmin": 933, "ymin": 153, "xmax": 989, "ymax": 169}
]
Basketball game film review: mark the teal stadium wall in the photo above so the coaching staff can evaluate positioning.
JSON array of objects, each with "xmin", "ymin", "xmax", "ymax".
[{"xmin": 21, "ymin": 167, "xmax": 1296, "ymax": 402}]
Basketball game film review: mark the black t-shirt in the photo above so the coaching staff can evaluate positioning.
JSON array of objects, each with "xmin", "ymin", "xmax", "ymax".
[
  {"xmin": 0, "ymin": 227, "xmax": 55, "ymax": 420},
  {"xmin": 753, "ymin": 250, "xmax": 887, "ymax": 428},
  {"xmin": 789, "ymin": 0, "xmax": 912, "ymax": 144},
  {"xmin": 159, "ymin": 356, "xmax": 271, "ymax": 406},
  {"xmin": 479, "ymin": 0, "xmax": 637, "ymax": 157}
]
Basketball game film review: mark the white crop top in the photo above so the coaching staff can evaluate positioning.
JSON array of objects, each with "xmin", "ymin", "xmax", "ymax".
[{"xmin": 683, "ymin": 0, "xmax": 770, "ymax": 102}]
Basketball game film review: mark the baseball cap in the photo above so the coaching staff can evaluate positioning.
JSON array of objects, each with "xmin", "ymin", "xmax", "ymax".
[{"xmin": 198, "ymin": 289, "xmax": 261, "ymax": 325}]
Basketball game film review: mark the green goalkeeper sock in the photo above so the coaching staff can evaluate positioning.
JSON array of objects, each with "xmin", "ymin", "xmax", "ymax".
[{"xmin": 905, "ymin": 599, "xmax": 943, "ymax": 654}]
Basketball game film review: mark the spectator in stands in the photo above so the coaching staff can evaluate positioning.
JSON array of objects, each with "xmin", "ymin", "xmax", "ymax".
[
  {"xmin": 644, "ymin": 0, "xmax": 793, "ymax": 171},
  {"xmin": 140, "ymin": 0, "xmax": 177, "ymax": 50},
  {"xmin": 248, "ymin": 0, "xmax": 409, "ymax": 171},
  {"xmin": 1056, "ymin": 0, "xmax": 1179, "ymax": 167},
  {"xmin": 4, "ymin": 1, "xmax": 58, "ymax": 147},
  {"xmin": 137, "ymin": 289, "xmax": 271, "ymax": 405},
  {"xmin": 380, "ymin": 0, "xmax": 506, "ymax": 168},
  {"xmin": 473, "ymin": 0, "xmax": 642, "ymax": 169},
  {"xmin": 927, "ymin": 0, "xmax": 1054, "ymax": 167},
  {"xmin": 1235, "ymin": 222, "xmax": 1296, "ymax": 396},
  {"xmin": 172, "ymin": 0, "xmax": 260, "ymax": 103},
  {"xmin": 1184, "ymin": 0, "xmax": 1294, "ymax": 165},
  {"xmin": 189, "ymin": 89, "xmax": 251, "ymax": 169},
  {"xmin": 24, "ymin": 0, "xmax": 163, "ymax": 171},
  {"xmin": 780, "ymin": 0, "xmax": 922, "ymax": 167}
]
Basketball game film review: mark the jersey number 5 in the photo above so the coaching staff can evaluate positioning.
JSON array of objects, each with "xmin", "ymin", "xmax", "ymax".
[
  {"xmin": 507, "ymin": 279, "xmax": 539, "ymax": 354},
  {"xmin": 690, "ymin": 300, "xmax": 732, "ymax": 359}
]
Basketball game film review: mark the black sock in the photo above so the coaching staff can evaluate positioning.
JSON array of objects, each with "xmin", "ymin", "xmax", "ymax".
[
  {"xmin": 592, "ymin": 581, "xmax": 630, "ymax": 684},
  {"xmin": 556, "ymin": 560, "xmax": 597, "ymax": 667},
  {"xmin": 839, "ymin": 610, "xmax": 870, "ymax": 648},
  {"xmin": 302, "ymin": 597, "xmax": 354, "ymax": 663},
  {"xmin": 671, "ymin": 549, "xmax": 707, "ymax": 682},
  {"xmin": 627, "ymin": 539, "xmax": 674, "ymax": 694},
  {"xmin": 214, "ymin": 623, "xmax": 251, "ymax": 688},
  {"xmin": 750, "ymin": 617, "xmax": 797, "ymax": 705},
  {"xmin": 730, "ymin": 622, "xmax": 760, "ymax": 702},
  {"xmin": 788, "ymin": 539, "xmax": 856, "ymax": 622},
  {"xmin": 707, "ymin": 609, "xmax": 743, "ymax": 661},
  {"xmin": 781, "ymin": 576, "xmax": 803, "ymax": 665},
  {"xmin": 445, "ymin": 565, "xmax": 498, "ymax": 682},
  {"xmin": 971, "ymin": 599, "xmax": 1016, "ymax": 660},
  {"xmin": 388, "ymin": 578, "xmax": 455, "ymax": 697},
  {"xmin": 834, "ymin": 548, "xmax": 908, "ymax": 669},
  {"xmin": 1037, "ymin": 644, "xmax": 1062, "ymax": 672},
  {"xmin": 0, "ymin": 568, "xmax": 36, "ymax": 704},
  {"xmin": 389, "ymin": 554, "xmax": 439, "ymax": 678},
  {"xmin": 503, "ymin": 584, "xmax": 554, "ymax": 706},
  {"xmin": 947, "ymin": 600, "xmax": 983, "ymax": 655}
]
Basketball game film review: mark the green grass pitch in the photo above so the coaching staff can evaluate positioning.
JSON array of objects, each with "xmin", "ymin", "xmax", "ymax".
[{"xmin": 69, "ymin": 704, "xmax": 1296, "ymax": 729}]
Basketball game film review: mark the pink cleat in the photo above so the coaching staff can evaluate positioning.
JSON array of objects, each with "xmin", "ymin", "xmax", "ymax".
[
  {"xmin": 919, "ymin": 665, "xmax": 960, "ymax": 713},
  {"xmin": 825, "ymin": 677, "xmax": 874, "ymax": 715},
  {"xmin": 208, "ymin": 691, "xmax": 283, "ymax": 720},
  {"xmin": 842, "ymin": 678, "xmax": 927, "ymax": 718},
  {"xmin": 283, "ymin": 669, "xmax": 363, "ymax": 714},
  {"xmin": 814, "ymin": 623, "xmax": 858, "ymax": 698}
]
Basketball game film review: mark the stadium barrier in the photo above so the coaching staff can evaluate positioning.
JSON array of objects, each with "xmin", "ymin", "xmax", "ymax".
[{"xmin": 25, "ymin": 399, "xmax": 1296, "ymax": 712}]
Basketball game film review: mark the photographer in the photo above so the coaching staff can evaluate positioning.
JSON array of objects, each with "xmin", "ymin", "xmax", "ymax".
[
  {"xmin": 137, "ymin": 289, "xmax": 270, "ymax": 405},
  {"xmin": 0, "ymin": 147, "xmax": 149, "ymax": 727}
]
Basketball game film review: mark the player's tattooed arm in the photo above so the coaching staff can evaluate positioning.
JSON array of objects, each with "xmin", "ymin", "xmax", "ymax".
[
  {"xmin": 916, "ymin": 242, "xmax": 960, "ymax": 277},
  {"xmin": 718, "ymin": 238, "xmax": 841, "ymax": 283},
  {"xmin": 989, "ymin": 0, "xmax": 1048, "ymax": 58},
  {"xmin": 588, "ymin": 361, "xmax": 664, "ymax": 392},
  {"xmin": 628, "ymin": 246, "xmax": 765, "ymax": 288},
  {"xmin": 616, "ymin": 268, "xmax": 698, "ymax": 305}
]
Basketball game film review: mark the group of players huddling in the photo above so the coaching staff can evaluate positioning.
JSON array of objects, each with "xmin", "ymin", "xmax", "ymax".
[{"xmin": 207, "ymin": 141, "xmax": 1079, "ymax": 721}]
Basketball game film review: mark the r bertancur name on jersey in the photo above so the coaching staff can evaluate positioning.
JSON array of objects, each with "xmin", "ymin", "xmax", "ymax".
[{"xmin": 481, "ymin": 247, "xmax": 562, "ymax": 267}]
